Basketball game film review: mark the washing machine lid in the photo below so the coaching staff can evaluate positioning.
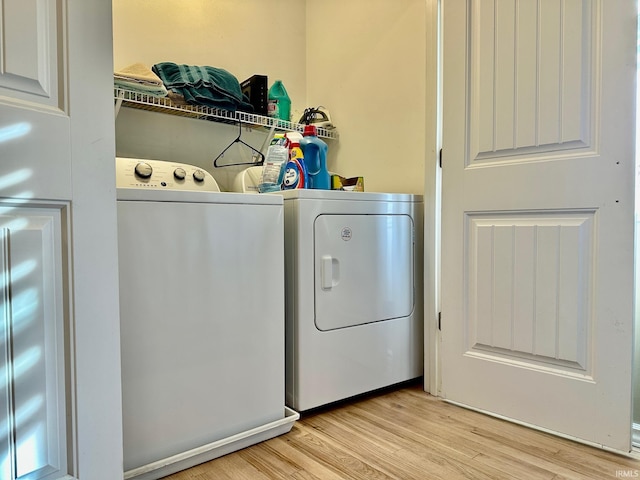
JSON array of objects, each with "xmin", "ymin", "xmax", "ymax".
[
  {"xmin": 313, "ymin": 213, "xmax": 415, "ymax": 331},
  {"xmin": 117, "ymin": 188, "xmax": 282, "ymax": 205}
]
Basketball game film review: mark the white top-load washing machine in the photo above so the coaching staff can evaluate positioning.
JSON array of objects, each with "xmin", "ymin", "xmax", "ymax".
[
  {"xmin": 281, "ymin": 189, "xmax": 423, "ymax": 411},
  {"xmin": 116, "ymin": 158, "xmax": 297, "ymax": 480}
]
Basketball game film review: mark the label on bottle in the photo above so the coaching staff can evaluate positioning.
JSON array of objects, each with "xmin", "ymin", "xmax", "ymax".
[
  {"xmin": 282, "ymin": 163, "xmax": 300, "ymax": 189},
  {"xmin": 282, "ymin": 158, "xmax": 306, "ymax": 189},
  {"xmin": 258, "ymin": 143, "xmax": 289, "ymax": 193},
  {"xmin": 267, "ymin": 99, "xmax": 279, "ymax": 118}
]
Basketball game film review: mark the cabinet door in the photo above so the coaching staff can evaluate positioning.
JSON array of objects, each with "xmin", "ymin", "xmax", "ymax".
[{"xmin": 0, "ymin": 207, "xmax": 67, "ymax": 479}]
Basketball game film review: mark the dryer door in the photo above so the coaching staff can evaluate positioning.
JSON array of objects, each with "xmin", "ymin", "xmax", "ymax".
[{"xmin": 314, "ymin": 214, "xmax": 414, "ymax": 331}]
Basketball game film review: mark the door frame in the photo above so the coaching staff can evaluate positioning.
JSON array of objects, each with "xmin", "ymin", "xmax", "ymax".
[
  {"xmin": 424, "ymin": 0, "xmax": 441, "ymax": 396},
  {"xmin": 67, "ymin": 0, "xmax": 123, "ymax": 476}
]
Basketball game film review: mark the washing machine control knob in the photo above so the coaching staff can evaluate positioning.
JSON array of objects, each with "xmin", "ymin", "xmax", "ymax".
[
  {"xmin": 192, "ymin": 169, "xmax": 206, "ymax": 182},
  {"xmin": 173, "ymin": 167, "xmax": 186, "ymax": 180},
  {"xmin": 134, "ymin": 162, "xmax": 153, "ymax": 179}
]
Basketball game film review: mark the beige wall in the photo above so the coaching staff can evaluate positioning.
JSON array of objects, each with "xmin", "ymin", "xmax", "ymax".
[
  {"xmin": 113, "ymin": 0, "xmax": 427, "ymax": 194},
  {"xmin": 306, "ymin": 1, "xmax": 427, "ymax": 194},
  {"xmin": 113, "ymin": 0, "xmax": 307, "ymax": 118}
]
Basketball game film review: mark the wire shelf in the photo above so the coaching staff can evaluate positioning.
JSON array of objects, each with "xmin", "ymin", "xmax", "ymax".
[{"xmin": 114, "ymin": 88, "xmax": 339, "ymax": 140}]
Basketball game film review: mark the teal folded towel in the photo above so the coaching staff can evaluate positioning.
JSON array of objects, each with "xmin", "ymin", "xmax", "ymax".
[{"xmin": 152, "ymin": 62, "xmax": 253, "ymax": 112}]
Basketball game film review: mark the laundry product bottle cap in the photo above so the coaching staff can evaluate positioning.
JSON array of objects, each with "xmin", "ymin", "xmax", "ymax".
[{"xmin": 303, "ymin": 125, "xmax": 317, "ymax": 136}]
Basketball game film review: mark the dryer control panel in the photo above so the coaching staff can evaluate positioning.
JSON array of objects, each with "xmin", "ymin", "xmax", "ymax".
[{"xmin": 115, "ymin": 157, "xmax": 220, "ymax": 192}]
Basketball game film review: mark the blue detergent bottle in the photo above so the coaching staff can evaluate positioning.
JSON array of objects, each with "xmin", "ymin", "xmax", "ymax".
[{"xmin": 300, "ymin": 125, "xmax": 330, "ymax": 189}]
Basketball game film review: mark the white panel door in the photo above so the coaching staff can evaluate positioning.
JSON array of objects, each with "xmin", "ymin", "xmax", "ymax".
[
  {"xmin": 0, "ymin": 0, "xmax": 122, "ymax": 478},
  {"xmin": 441, "ymin": 0, "xmax": 636, "ymax": 451}
]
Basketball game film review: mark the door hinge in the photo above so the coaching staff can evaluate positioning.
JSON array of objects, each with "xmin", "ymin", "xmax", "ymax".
[
  {"xmin": 439, "ymin": 148, "xmax": 443, "ymax": 168},
  {"xmin": 438, "ymin": 312, "xmax": 441, "ymax": 330}
]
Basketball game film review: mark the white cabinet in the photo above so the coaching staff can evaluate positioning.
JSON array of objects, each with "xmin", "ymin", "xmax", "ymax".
[{"xmin": 0, "ymin": 206, "xmax": 68, "ymax": 479}]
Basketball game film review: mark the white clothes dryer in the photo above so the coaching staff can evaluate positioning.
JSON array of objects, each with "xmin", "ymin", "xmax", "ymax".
[
  {"xmin": 116, "ymin": 157, "xmax": 297, "ymax": 480},
  {"xmin": 281, "ymin": 189, "xmax": 423, "ymax": 411}
]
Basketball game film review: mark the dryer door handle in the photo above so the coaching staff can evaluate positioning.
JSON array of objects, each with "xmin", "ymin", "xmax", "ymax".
[{"xmin": 321, "ymin": 255, "xmax": 339, "ymax": 290}]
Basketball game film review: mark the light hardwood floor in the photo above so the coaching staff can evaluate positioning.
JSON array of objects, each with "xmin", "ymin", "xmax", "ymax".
[{"xmin": 165, "ymin": 381, "xmax": 640, "ymax": 479}]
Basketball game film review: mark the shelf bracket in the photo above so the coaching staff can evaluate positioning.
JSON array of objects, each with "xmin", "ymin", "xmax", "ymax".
[{"xmin": 114, "ymin": 90, "xmax": 125, "ymax": 119}]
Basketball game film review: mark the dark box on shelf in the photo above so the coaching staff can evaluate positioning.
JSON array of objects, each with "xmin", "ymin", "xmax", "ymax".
[{"xmin": 241, "ymin": 74, "xmax": 268, "ymax": 115}]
